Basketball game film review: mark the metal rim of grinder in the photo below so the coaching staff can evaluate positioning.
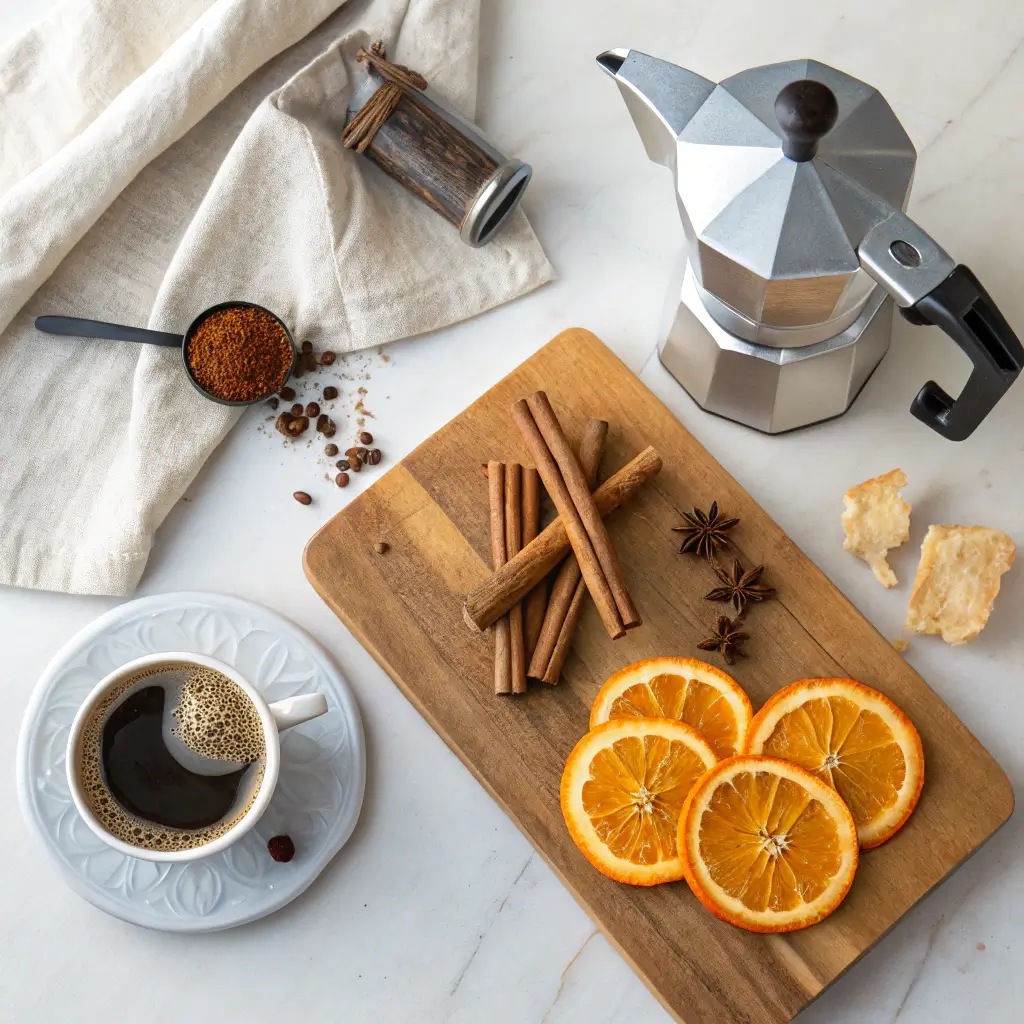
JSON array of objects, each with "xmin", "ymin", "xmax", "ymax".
[{"xmin": 461, "ymin": 161, "xmax": 533, "ymax": 247}]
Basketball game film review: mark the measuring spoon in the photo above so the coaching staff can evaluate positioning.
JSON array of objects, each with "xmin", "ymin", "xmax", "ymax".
[{"xmin": 35, "ymin": 300, "xmax": 296, "ymax": 406}]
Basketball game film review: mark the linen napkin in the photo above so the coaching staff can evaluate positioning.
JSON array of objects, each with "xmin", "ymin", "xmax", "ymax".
[{"xmin": 0, "ymin": 0, "xmax": 553, "ymax": 597}]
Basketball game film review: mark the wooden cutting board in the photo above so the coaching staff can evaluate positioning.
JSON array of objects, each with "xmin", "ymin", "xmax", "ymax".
[{"xmin": 304, "ymin": 328, "xmax": 1012, "ymax": 1024}]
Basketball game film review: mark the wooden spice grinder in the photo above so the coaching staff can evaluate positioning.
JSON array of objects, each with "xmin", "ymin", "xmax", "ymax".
[
  {"xmin": 35, "ymin": 300, "xmax": 297, "ymax": 407},
  {"xmin": 342, "ymin": 43, "xmax": 532, "ymax": 247}
]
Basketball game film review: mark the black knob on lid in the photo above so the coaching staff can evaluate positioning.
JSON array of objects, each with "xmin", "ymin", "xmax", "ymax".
[{"xmin": 774, "ymin": 79, "xmax": 839, "ymax": 161}]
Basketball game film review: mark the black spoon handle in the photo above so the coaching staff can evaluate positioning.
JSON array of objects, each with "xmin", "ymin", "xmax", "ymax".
[{"xmin": 35, "ymin": 315, "xmax": 182, "ymax": 348}]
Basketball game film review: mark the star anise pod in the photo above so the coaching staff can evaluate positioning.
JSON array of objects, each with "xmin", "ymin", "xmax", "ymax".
[
  {"xmin": 672, "ymin": 501, "xmax": 739, "ymax": 560},
  {"xmin": 705, "ymin": 559, "xmax": 775, "ymax": 615},
  {"xmin": 697, "ymin": 615, "xmax": 749, "ymax": 665}
]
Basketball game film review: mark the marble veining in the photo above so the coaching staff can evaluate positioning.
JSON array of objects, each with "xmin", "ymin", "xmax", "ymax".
[{"xmin": 5, "ymin": 0, "xmax": 1024, "ymax": 1021}]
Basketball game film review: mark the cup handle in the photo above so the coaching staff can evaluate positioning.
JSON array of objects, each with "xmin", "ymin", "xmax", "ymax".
[{"xmin": 267, "ymin": 693, "xmax": 329, "ymax": 732}]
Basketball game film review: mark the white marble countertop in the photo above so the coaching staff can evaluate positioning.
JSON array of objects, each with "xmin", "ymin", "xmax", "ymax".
[{"xmin": 3, "ymin": 1, "xmax": 1023, "ymax": 1021}]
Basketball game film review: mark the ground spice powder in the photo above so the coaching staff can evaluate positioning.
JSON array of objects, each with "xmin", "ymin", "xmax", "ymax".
[{"xmin": 186, "ymin": 305, "xmax": 293, "ymax": 403}]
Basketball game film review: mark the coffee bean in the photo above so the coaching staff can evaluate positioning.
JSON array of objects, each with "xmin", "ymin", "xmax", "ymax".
[
  {"xmin": 317, "ymin": 414, "xmax": 337, "ymax": 437},
  {"xmin": 367, "ymin": 448, "xmax": 382, "ymax": 465},
  {"xmin": 275, "ymin": 412, "xmax": 294, "ymax": 436},
  {"xmin": 324, "ymin": 443, "xmax": 339, "ymax": 457},
  {"xmin": 374, "ymin": 541, "xmax": 389, "ymax": 554},
  {"xmin": 290, "ymin": 403, "xmax": 303, "ymax": 417},
  {"xmin": 285, "ymin": 415, "xmax": 309, "ymax": 437},
  {"xmin": 322, "ymin": 422, "xmax": 336, "ymax": 438},
  {"xmin": 335, "ymin": 460, "xmax": 347, "ymax": 470},
  {"xmin": 344, "ymin": 446, "xmax": 361, "ymax": 458},
  {"xmin": 300, "ymin": 340, "xmax": 313, "ymax": 354},
  {"xmin": 347, "ymin": 454, "xmax": 362, "ymax": 472},
  {"xmin": 320, "ymin": 351, "xmax": 336, "ymax": 366},
  {"xmin": 301, "ymin": 351, "xmax": 317, "ymax": 373},
  {"xmin": 280, "ymin": 386, "xmax": 296, "ymax": 401},
  {"xmin": 266, "ymin": 397, "xmax": 279, "ymax": 410},
  {"xmin": 335, "ymin": 472, "xmax": 350, "ymax": 488},
  {"xmin": 267, "ymin": 834, "xmax": 295, "ymax": 861},
  {"xmin": 358, "ymin": 431, "xmax": 373, "ymax": 445},
  {"xmin": 306, "ymin": 402, "xmax": 320, "ymax": 418},
  {"xmin": 293, "ymin": 491, "xmax": 312, "ymax": 506},
  {"xmin": 323, "ymin": 386, "xmax": 338, "ymax": 400}
]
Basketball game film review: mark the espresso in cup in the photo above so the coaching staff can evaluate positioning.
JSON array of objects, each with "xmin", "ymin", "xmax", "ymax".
[{"xmin": 76, "ymin": 663, "xmax": 267, "ymax": 854}]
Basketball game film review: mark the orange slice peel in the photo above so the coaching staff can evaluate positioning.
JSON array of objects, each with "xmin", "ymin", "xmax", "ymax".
[
  {"xmin": 590, "ymin": 657, "xmax": 753, "ymax": 760},
  {"xmin": 745, "ymin": 678, "xmax": 924, "ymax": 848},
  {"xmin": 561, "ymin": 717, "xmax": 717, "ymax": 886},
  {"xmin": 679, "ymin": 755, "xmax": 859, "ymax": 932}
]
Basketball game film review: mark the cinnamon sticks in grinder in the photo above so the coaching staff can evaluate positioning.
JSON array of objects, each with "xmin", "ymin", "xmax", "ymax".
[
  {"xmin": 511, "ymin": 392, "xmax": 640, "ymax": 639},
  {"xmin": 528, "ymin": 418, "xmax": 607, "ymax": 683},
  {"xmin": 465, "ymin": 446, "xmax": 662, "ymax": 632}
]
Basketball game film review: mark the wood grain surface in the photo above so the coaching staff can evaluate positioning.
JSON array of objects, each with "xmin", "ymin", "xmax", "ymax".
[
  {"xmin": 362, "ymin": 90, "xmax": 497, "ymax": 230},
  {"xmin": 304, "ymin": 328, "xmax": 1013, "ymax": 1024}
]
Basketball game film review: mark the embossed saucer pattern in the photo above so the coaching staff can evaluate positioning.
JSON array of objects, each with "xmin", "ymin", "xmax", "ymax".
[{"xmin": 17, "ymin": 592, "xmax": 365, "ymax": 932}]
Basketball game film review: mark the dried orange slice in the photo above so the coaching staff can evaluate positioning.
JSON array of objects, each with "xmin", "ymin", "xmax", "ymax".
[
  {"xmin": 589, "ymin": 657, "xmax": 752, "ymax": 760},
  {"xmin": 679, "ymin": 755, "xmax": 859, "ymax": 932},
  {"xmin": 746, "ymin": 678, "xmax": 924, "ymax": 848},
  {"xmin": 561, "ymin": 718, "xmax": 717, "ymax": 885}
]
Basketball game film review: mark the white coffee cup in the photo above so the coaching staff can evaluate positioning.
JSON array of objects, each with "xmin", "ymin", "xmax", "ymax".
[{"xmin": 66, "ymin": 652, "xmax": 328, "ymax": 863}]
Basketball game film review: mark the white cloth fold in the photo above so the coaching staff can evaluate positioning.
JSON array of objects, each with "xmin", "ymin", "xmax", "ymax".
[{"xmin": 0, "ymin": 0, "xmax": 553, "ymax": 596}]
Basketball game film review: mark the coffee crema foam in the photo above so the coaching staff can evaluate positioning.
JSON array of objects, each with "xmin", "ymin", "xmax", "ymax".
[{"xmin": 78, "ymin": 665, "xmax": 266, "ymax": 852}]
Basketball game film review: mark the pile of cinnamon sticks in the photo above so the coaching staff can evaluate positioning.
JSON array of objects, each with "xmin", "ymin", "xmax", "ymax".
[{"xmin": 471, "ymin": 391, "xmax": 663, "ymax": 694}]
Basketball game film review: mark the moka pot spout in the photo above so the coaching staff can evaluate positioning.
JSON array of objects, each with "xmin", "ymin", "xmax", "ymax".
[{"xmin": 596, "ymin": 48, "xmax": 715, "ymax": 168}]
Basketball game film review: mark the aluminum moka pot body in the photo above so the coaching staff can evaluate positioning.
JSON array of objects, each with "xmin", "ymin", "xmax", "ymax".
[{"xmin": 598, "ymin": 49, "xmax": 1024, "ymax": 439}]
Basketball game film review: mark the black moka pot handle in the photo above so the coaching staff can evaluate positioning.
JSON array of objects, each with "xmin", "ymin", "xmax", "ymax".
[
  {"xmin": 899, "ymin": 267, "xmax": 1024, "ymax": 441},
  {"xmin": 856, "ymin": 207, "xmax": 1024, "ymax": 441}
]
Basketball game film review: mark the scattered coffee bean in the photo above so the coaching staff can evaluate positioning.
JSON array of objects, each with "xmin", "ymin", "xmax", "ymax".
[
  {"xmin": 317, "ymin": 414, "xmax": 337, "ymax": 438},
  {"xmin": 374, "ymin": 541, "xmax": 389, "ymax": 554},
  {"xmin": 347, "ymin": 454, "xmax": 362, "ymax": 472},
  {"xmin": 301, "ymin": 350, "xmax": 317, "ymax": 373},
  {"xmin": 320, "ymin": 351, "xmax": 336, "ymax": 366},
  {"xmin": 266, "ymin": 397, "xmax": 279, "ymax": 410},
  {"xmin": 359, "ymin": 431, "xmax": 373, "ymax": 445},
  {"xmin": 285, "ymin": 415, "xmax": 309, "ymax": 438},
  {"xmin": 306, "ymin": 402, "xmax": 320, "ymax": 418},
  {"xmin": 275, "ymin": 412, "xmax": 294, "ymax": 436},
  {"xmin": 290, "ymin": 403, "xmax": 303, "ymax": 417},
  {"xmin": 324, "ymin": 443, "xmax": 339, "ymax": 457},
  {"xmin": 323, "ymin": 385, "xmax": 338, "ymax": 400},
  {"xmin": 335, "ymin": 460, "xmax": 347, "ymax": 470},
  {"xmin": 292, "ymin": 492, "xmax": 312, "ymax": 506},
  {"xmin": 344, "ymin": 446, "xmax": 362, "ymax": 458},
  {"xmin": 267, "ymin": 834, "xmax": 296, "ymax": 861},
  {"xmin": 322, "ymin": 421, "xmax": 336, "ymax": 438},
  {"xmin": 280, "ymin": 386, "xmax": 296, "ymax": 401},
  {"xmin": 335, "ymin": 472, "xmax": 350, "ymax": 488},
  {"xmin": 300, "ymin": 340, "xmax": 313, "ymax": 354},
  {"xmin": 367, "ymin": 448, "xmax": 382, "ymax": 466}
]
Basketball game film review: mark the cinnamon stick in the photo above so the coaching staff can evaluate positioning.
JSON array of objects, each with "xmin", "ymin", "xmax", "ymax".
[
  {"xmin": 464, "ymin": 446, "xmax": 662, "ymax": 631},
  {"xmin": 521, "ymin": 467, "xmax": 545, "ymax": 665},
  {"xmin": 543, "ymin": 578, "xmax": 587, "ymax": 684},
  {"xmin": 504, "ymin": 463, "xmax": 527, "ymax": 694},
  {"xmin": 529, "ymin": 418, "xmax": 608, "ymax": 680},
  {"xmin": 511, "ymin": 399, "xmax": 625, "ymax": 639},
  {"xmin": 527, "ymin": 392, "xmax": 640, "ymax": 629},
  {"xmin": 488, "ymin": 461, "xmax": 511, "ymax": 695}
]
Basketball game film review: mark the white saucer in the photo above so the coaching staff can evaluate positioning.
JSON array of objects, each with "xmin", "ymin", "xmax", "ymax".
[{"xmin": 17, "ymin": 592, "xmax": 365, "ymax": 932}]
